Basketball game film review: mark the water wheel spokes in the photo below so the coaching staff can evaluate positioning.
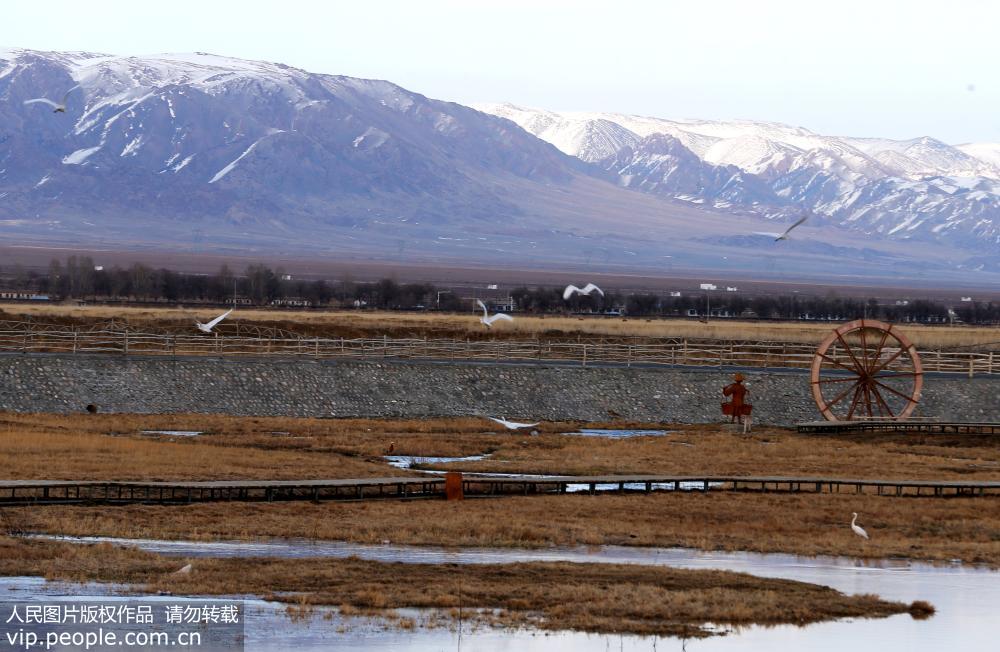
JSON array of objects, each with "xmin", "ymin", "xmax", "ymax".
[{"xmin": 810, "ymin": 319, "xmax": 923, "ymax": 422}]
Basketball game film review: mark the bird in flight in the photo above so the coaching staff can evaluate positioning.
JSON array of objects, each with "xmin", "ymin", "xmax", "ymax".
[
  {"xmin": 23, "ymin": 85, "xmax": 80, "ymax": 114},
  {"xmin": 476, "ymin": 299, "xmax": 512, "ymax": 328},
  {"xmin": 488, "ymin": 417, "xmax": 540, "ymax": 430},
  {"xmin": 756, "ymin": 213, "xmax": 808, "ymax": 242},
  {"xmin": 563, "ymin": 283, "xmax": 604, "ymax": 300},
  {"xmin": 195, "ymin": 308, "xmax": 233, "ymax": 333},
  {"xmin": 850, "ymin": 512, "xmax": 869, "ymax": 540}
]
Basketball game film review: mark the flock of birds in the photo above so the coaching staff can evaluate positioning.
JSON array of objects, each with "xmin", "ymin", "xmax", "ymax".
[{"xmin": 476, "ymin": 282, "xmax": 605, "ymax": 329}]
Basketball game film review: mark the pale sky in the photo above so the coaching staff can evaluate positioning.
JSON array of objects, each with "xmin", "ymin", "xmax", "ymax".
[{"xmin": 3, "ymin": 0, "xmax": 997, "ymax": 143}]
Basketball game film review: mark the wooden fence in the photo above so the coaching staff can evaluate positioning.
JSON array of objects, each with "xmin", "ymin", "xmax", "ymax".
[{"xmin": 0, "ymin": 329, "xmax": 995, "ymax": 376}]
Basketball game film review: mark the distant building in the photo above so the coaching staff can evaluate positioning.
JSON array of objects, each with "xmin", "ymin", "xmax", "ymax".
[
  {"xmin": 669, "ymin": 291, "xmax": 682, "ymax": 297},
  {"xmin": 726, "ymin": 286, "xmax": 738, "ymax": 292},
  {"xmin": 699, "ymin": 283, "xmax": 717, "ymax": 291},
  {"xmin": 271, "ymin": 297, "xmax": 311, "ymax": 307},
  {"xmin": 961, "ymin": 297, "xmax": 973, "ymax": 302},
  {"xmin": 0, "ymin": 291, "xmax": 50, "ymax": 301},
  {"xmin": 226, "ymin": 297, "xmax": 254, "ymax": 306}
]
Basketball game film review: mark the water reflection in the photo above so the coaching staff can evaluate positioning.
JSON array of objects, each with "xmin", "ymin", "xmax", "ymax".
[{"xmin": 19, "ymin": 537, "xmax": 1000, "ymax": 651}]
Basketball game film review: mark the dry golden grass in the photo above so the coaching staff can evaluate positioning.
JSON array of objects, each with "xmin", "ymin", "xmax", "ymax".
[
  {"xmin": 0, "ymin": 536, "xmax": 916, "ymax": 636},
  {"xmin": 0, "ymin": 413, "xmax": 411, "ymax": 480},
  {"xmin": 17, "ymin": 491, "xmax": 1000, "ymax": 566},
  {"xmin": 3, "ymin": 413, "xmax": 999, "ymax": 482},
  {"xmin": 5, "ymin": 412, "xmax": 1000, "ymax": 482},
  {"xmin": 5, "ymin": 412, "xmax": 1000, "ymax": 566},
  {"xmin": 4, "ymin": 303, "xmax": 997, "ymax": 348}
]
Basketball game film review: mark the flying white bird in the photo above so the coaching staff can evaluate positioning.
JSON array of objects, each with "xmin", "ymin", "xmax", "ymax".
[
  {"xmin": 476, "ymin": 299, "xmax": 512, "ymax": 328},
  {"xmin": 755, "ymin": 213, "xmax": 809, "ymax": 242},
  {"xmin": 195, "ymin": 308, "xmax": 233, "ymax": 333},
  {"xmin": 488, "ymin": 417, "xmax": 540, "ymax": 430},
  {"xmin": 563, "ymin": 283, "xmax": 604, "ymax": 301},
  {"xmin": 850, "ymin": 512, "xmax": 869, "ymax": 540},
  {"xmin": 23, "ymin": 85, "xmax": 80, "ymax": 113},
  {"xmin": 173, "ymin": 563, "xmax": 193, "ymax": 575}
]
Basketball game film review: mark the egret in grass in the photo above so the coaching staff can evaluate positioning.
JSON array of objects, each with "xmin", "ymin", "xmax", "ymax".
[
  {"xmin": 195, "ymin": 308, "xmax": 233, "ymax": 333},
  {"xmin": 476, "ymin": 299, "xmax": 512, "ymax": 328},
  {"xmin": 23, "ymin": 85, "xmax": 80, "ymax": 113},
  {"xmin": 563, "ymin": 283, "xmax": 604, "ymax": 300},
  {"xmin": 851, "ymin": 512, "xmax": 869, "ymax": 540},
  {"xmin": 488, "ymin": 417, "xmax": 540, "ymax": 430}
]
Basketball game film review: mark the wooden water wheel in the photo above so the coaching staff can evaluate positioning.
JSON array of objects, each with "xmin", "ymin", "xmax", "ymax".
[{"xmin": 810, "ymin": 319, "xmax": 923, "ymax": 421}]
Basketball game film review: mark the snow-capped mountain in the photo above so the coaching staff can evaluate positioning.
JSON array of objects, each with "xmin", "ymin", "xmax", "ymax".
[
  {"xmin": 0, "ymin": 48, "xmax": 996, "ymax": 281},
  {"xmin": 0, "ymin": 48, "xmax": 590, "ymax": 247},
  {"xmin": 476, "ymin": 103, "xmax": 1000, "ymax": 250}
]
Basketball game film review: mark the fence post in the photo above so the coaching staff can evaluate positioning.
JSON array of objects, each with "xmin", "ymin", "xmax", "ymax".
[
  {"xmin": 627, "ymin": 345, "xmax": 632, "ymax": 368},
  {"xmin": 123, "ymin": 331, "xmax": 129, "ymax": 356},
  {"xmin": 72, "ymin": 331, "xmax": 78, "ymax": 354},
  {"xmin": 314, "ymin": 338, "xmax": 319, "ymax": 358},
  {"xmin": 969, "ymin": 356, "xmax": 975, "ymax": 379},
  {"xmin": 383, "ymin": 334, "xmax": 387, "ymax": 359},
  {"xmin": 990, "ymin": 352, "xmax": 994, "ymax": 375},
  {"xmin": 582, "ymin": 343, "xmax": 588, "ymax": 367}
]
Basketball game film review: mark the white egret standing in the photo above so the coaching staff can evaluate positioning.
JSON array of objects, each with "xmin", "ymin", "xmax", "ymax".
[
  {"xmin": 851, "ymin": 512, "xmax": 869, "ymax": 540},
  {"xmin": 195, "ymin": 308, "xmax": 233, "ymax": 333},
  {"xmin": 23, "ymin": 85, "xmax": 80, "ymax": 114},
  {"xmin": 563, "ymin": 283, "xmax": 604, "ymax": 301},
  {"xmin": 476, "ymin": 299, "xmax": 512, "ymax": 328}
]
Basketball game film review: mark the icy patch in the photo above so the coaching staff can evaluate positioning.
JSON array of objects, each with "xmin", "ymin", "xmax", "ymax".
[
  {"xmin": 209, "ymin": 139, "xmax": 262, "ymax": 183},
  {"xmin": 352, "ymin": 127, "xmax": 389, "ymax": 149},
  {"xmin": 34, "ymin": 175, "xmax": 51, "ymax": 188},
  {"xmin": 139, "ymin": 430, "xmax": 203, "ymax": 437},
  {"xmin": 172, "ymin": 154, "xmax": 194, "ymax": 172},
  {"xmin": 564, "ymin": 429, "xmax": 671, "ymax": 439},
  {"xmin": 62, "ymin": 146, "xmax": 102, "ymax": 165},
  {"xmin": 120, "ymin": 136, "xmax": 143, "ymax": 157},
  {"xmin": 384, "ymin": 454, "xmax": 490, "ymax": 470}
]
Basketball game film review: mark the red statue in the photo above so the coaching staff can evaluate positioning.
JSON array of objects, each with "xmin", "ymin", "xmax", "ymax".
[{"xmin": 722, "ymin": 373, "xmax": 753, "ymax": 429}]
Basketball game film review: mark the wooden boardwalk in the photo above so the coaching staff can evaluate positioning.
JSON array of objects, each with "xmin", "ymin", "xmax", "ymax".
[
  {"xmin": 1, "ymin": 474, "xmax": 999, "ymax": 505},
  {"xmin": 797, "ymin": 421, "xmax": 1000, "ymax": 435}
]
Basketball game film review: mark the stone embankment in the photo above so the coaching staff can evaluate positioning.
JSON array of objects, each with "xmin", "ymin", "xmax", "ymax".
[{"xmin": 0, "ymin": 354, "xmax": 996, "ymax": 425}]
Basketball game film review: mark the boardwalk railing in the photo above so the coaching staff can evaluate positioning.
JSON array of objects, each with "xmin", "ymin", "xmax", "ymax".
[
  {"xmin": 1, "ymin": 474, "xmax": 998, "ymax": 505},
  {"xmin": 0, "ymin": 329, "xmax": 996, "ymax": 376}
]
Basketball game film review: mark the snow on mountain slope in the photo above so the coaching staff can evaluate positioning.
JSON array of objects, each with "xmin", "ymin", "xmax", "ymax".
[
  {"xmin": 958, "ymin": 142, "xmax": 1000, "ymax": 169},
  {"xmin": 477, "ymin": 103, "xmax": 1000, "ymax": 249},
  {"xmin": 0, "ymin": 48, "xmax": 590, "ymax": 247}
]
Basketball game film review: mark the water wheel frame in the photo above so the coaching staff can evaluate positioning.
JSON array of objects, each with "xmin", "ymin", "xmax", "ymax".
[{"xmin": 810, "ymin": 319, "xmax": 923, "ymax": 421}]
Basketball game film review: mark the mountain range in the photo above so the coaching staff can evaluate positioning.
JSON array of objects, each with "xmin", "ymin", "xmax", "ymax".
[
  {"xmin": 1, "ymin": 47, "xmax": 997, "ymax": 284},
  {"xmin": 475, "ymin": 103, "xmax": 1000, "ymax": 254}
]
